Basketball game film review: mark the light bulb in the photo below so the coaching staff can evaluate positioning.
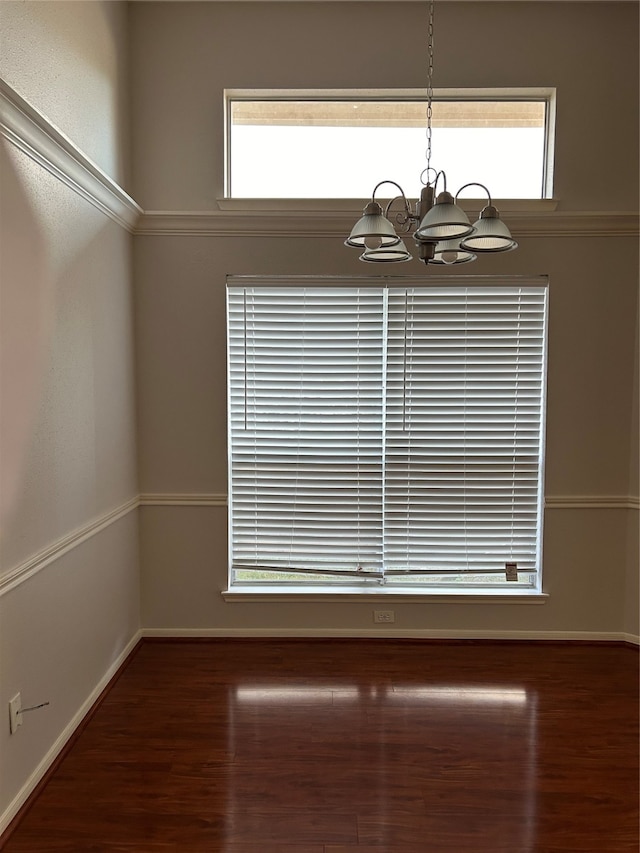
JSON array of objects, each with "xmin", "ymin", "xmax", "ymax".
[
  {"xmin": 441, "ymin": 250, "xmax": 458, "ymax": 265},
  {"xmin": 364, "ymin": 235, "xmax": 383, "ymax": 250}
]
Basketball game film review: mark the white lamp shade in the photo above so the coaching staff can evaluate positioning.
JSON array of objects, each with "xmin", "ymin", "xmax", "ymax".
[
  {"xmin": 360, "ymin": 239, "xmax": 412, "ymax": 263},
  {"xmin": 460, "ymin": 207, "xmax": 518, "ymax": 253},
  {"xmin": 345, "ymin": 201, "xmax": 400, "ymax": 248},
  {"xmin": 431, "ymin": 238, "xmax": 477, "ymax": 265},
  {"xmin": 415, "ymin": 191, "xmax": 474, "ymax": 242}
]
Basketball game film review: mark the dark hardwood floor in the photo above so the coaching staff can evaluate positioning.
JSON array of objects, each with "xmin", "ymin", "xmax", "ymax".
[{"xmin": 3, "ymin": 640, "xmax": 638, "ymax": 852}]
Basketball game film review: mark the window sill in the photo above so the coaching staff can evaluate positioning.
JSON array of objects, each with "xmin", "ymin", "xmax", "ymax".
[
  {"xmin": 221, "ymin": 586, "xmax": 548, "ymax": 604},
  {"xmin": 217, "ymin": 198, "xmax": 559, "ymax": 214}
]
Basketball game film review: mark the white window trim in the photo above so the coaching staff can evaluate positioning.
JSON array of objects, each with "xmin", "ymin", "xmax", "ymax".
[
  {"xmin": 226, "ymin": 275, "xmax": 549, "ymax": 599},
  {"xmin": 221, "ymin": 586, "xmax": 549, "ymax": 603},
  {"xmin": 216, "ymin": 198, "xmax": 559, "ymax": 214},
  {"xmin": 223, "ymin": 87, "xmax": 557, "ymax": 204}
]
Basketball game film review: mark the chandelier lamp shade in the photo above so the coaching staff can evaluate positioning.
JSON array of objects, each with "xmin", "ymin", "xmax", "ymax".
[
  {"xmin": 343, "ymin": 200, "xmax": 400, "ymax": 249},
  {"xmin": 460, "ymin": 203, "xmax": 519, "ymax": 253},
  {"xmin": 344, "ymin": 0, "xmax": 518, "ymax": 266}
]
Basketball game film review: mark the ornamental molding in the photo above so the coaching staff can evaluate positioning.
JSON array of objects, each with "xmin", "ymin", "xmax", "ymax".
[
  {"xmin": 0, "ymin": 497, "xmax": 139, "ymax": 597},
  {"xmin": 545, "ymin": 495, "xmax": 640, "ymax": 510},
  {"xmin": 138, "ymin": 493, "xmax": 639, "ymax": 510},
  {"xmin": 0, "ymin": 79, "xmax": 142, "ymax": 231},
  {"xmin": 139, "ymin": 493, "xmax": 228, "ymax": 507},
  {"xmin": 135, "ymin": 209, "xmax": 640, "ymax": 238}
]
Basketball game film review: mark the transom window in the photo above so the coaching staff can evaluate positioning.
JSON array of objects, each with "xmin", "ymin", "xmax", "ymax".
[
  {"xmin": 225, "ymin": 90, "xmax": 554, "ymax": 200},
  {"xmin": 226, "ymin": 276, "xmax": 548, "ymax": 592}
]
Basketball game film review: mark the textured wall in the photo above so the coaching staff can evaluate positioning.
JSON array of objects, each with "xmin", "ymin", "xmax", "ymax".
[
  {"xmin": 0, "ymin": 148, "xmax": 138, "ymax": 570},
  {"xmin": 0, "ymin": 0, "xmax": 139, "ymax": 828},
  {"xmin": 0, "ymin": 0, "xmax": 130, "ymax": 187}
]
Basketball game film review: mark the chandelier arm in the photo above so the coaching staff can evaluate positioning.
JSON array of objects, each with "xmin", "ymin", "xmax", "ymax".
[
  {"xmin": 434, "ymin": 170, "xmax": 447, "ymax": 194},
  {"xmin": 384, "ymin": 195, "xmax": 415, "ymax": 230},
  {"xmin": 371, "ymin": 180, "xmax": 409, "ymax": 205},
  {"xmin": 384, "ymin": 193, "xmax": 412, "ymax": 219},
  {"xmin": 455, "ymin": 182, "xmax": 493, "ymax": 206}
]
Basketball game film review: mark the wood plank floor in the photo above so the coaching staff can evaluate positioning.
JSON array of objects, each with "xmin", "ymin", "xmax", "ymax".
[{"xmin": 3, "ymin": 640, "xmax": 638, "ymax": 852}]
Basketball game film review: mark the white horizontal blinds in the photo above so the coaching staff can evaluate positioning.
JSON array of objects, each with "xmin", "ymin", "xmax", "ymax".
[
  {"xmin": 228, "ymin": 286, "xmax": 385, "ymax": 576},
  {"xmin": 384, "ymin": 286, "xmax": 546, "ymax": 576}
]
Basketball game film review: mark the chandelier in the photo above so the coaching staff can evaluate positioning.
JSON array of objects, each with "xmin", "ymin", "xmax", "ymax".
[{"xmin": 345, "ymin": 0, "xmax": 518, "ymax": 265}]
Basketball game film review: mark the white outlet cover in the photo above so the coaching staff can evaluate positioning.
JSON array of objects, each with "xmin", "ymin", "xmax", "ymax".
[{"xmin": 9, "ymin": 694, "xmax": 22, "ymax": 734}]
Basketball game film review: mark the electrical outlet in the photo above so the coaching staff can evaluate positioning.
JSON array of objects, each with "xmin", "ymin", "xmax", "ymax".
[
  {"xmin": 374, "ymin": 610, "xmax": 395, "ymax": 623},
  {"xmin": 9, "ymin": 694, "xmax": 22, "ymax": 734}
]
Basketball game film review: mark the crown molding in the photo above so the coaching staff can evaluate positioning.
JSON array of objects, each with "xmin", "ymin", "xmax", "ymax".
[
  {"xmin": 135, "ymin": 209, "xmax": 640, "ymax": 238},
  {"xmin": 0, "ymin": 79, "xmax": 142, "ymax": 232}
]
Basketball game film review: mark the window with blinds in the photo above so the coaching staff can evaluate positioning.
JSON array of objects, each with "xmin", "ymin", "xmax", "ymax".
[{"xmin": 227, "ymin": 276, "xmax": 548, "ymax": 590}]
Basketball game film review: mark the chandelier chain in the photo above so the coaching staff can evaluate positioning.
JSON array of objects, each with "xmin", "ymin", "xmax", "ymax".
[
  {"xmin": 425, "ymin": 0, "xmax": 435, "ymax": 176},
  {"xmin": 345, "ymin": 0, "xmax": 517, "ymax": 264}
]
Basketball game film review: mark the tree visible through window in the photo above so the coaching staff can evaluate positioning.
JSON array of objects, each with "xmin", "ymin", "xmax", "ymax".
[{"xmin": 226, "ymin": 276, "xmax": 548, "ymax": 591}]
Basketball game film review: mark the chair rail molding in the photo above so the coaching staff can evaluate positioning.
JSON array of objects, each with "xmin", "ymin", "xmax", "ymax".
[
  {"xmin": 139, "ymin": 493, "xmax": 228, "ymax": 507},
  {"xmin": 138, "ymin": 492, "xmax": 639, "ymax": 510},
  {"xmin": 0, "ymin": 497, "xmax": 140, "ymax": 597},
  {"xmin": 545, "ymin": 495, "xmax": 640, "ymax": 510},
  {"xmin": 0, "ymin": 79, "xmax": 142, "ymax": 232}
]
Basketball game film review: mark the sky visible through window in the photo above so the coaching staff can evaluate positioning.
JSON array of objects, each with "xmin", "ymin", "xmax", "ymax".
[{"xmin": 229, "ymin": 100, "xmax": 547, "ymax": 199}]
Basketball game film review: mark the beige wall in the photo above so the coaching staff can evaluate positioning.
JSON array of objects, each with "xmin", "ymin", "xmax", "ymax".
[
  {"xmin": 0, "ymin": 0, "xmax": 139, "ymax": 828},
  {"xmin": 130, "ymin": 2, "xmax": 639, "ymax": 636},
  {"xmin": 0, "ymin": 0, "xmax": 131, "ymax": 187},
  {"xmin": 129, "ymin": 1, "xmax": 638, "ymax": 211}
]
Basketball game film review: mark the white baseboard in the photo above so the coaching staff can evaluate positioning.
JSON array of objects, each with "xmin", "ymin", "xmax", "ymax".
[
  {"xmin": 142, "ymin": 627, "xmax": 637, "ymax": 643},
  {"xmin": 0, "ymin": 630, "xmax": 142, "ymax": 837}
]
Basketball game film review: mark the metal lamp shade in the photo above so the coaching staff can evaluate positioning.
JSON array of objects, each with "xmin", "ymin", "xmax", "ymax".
[
  {"xmin": 345, "ymin": 201, "xmax": 400, "ymax": 248},
  {"xmin": 431, "ymin": 238, "xmax": 477, "ymax": 265},
  {"xmin": 360, "ymin": 239, "xmax": 413, "ymax": 263},
  {"xmin": 415, "ymin": 191, "xmax": 474, "ymax": 242},
  {"xmin": 460, "ymin": 206, "xmax": 518, "ymax": 253}
]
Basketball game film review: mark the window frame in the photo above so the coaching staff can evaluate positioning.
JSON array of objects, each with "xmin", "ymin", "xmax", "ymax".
[
  {"xmin": 225, "ymin": 275, "xmax": 549, "ymax": 602},
  {"xmin": 223, "ymin": 88, "xmax": 557, "ymax": 203}
]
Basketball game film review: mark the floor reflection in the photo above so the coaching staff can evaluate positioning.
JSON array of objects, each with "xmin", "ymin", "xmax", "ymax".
[{"xmin": 226, "ymin": 679, "xmax": 539, "ymax": 850}]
